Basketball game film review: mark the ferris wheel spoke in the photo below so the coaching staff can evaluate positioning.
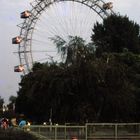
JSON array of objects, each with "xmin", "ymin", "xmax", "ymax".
[
  {"xmin": 32, "ymin": 39, "xmax": 53, "ymax": 45},
  {"xmin": 36, "ymin": 20, "xmax": 58, "ymax": 37},
  {"xmin": 32, "ymin": 50, "xmax": 57, "ymax": 53},
  {"xmin": 36, "ymin": 18, "xmax": 61, "ymax": 36},
  {"xmin": 52, "ymin": 3, "xmax": 70, "ymax": 37},
  {"xmin": 37, "ymin": 20, "xmax": 66, "ymax": 40},
  {"xmin": 39, "ymin": 4, "xmax": 69, "ymax": 38},
  {"xmin": 82, "ymin": 10, "xmax": 95, "ymax": 40},
  {"xmin": 14, "ymin": 0, "xmax": 114, "ymax": 74},
  {"xmin": 33, "ymin": 29, "xmax": 57, "ymax": 42},
  {"xmin": 34, "ymin": 57, "xmax": 54, "ymax": 62}
]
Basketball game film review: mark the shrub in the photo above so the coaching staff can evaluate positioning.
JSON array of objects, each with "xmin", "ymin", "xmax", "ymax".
[{"xmin": 0, "ymin": 128, "xmax": 38, "ymax": 140}]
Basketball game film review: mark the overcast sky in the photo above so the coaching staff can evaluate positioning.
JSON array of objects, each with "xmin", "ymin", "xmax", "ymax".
[{"xmin": 0, "ymin": 0, "xmax": 140, "ymax": 104}]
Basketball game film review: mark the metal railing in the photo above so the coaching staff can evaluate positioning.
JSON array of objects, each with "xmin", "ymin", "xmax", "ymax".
[{"xmin": 29, "ymin": 123, "xmax": 140, "ymax": 140}]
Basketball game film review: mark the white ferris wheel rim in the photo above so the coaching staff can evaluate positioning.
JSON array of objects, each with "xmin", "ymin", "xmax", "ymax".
[{"xmin": 17, "ymin": 0, "xmax": 114, "ymax": 74}]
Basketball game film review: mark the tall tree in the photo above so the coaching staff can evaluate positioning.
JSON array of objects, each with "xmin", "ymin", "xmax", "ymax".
[
  {"xmin": 15, "ymin": 53, "xmax": 136, "ymax": 123},
  {"xmin": 91, "ymin": 14, "xmax": 140, "ymax": 55},
  {"xmin": 0, "ymin": 96, "xmax": 4, "ymax": 109}
]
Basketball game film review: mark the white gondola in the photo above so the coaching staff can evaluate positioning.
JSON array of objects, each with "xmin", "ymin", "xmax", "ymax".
[
  {"xmin": 14, "ymin": 65, "xmax": 24, "ymax": 72},
  {"xmin": 13, "ymin": 0, "xmax": 114, "ymax": 74},
  {"xmin": 12, "ymin": 36, "xmax": 22, "ymax": 44},
  {"xmin": 103, "ymin": 2, "xmax": 113, "ymax": 10},
  {"xmin": 21, "ymin": 11, "xmax": 31, "ymax": 18}
]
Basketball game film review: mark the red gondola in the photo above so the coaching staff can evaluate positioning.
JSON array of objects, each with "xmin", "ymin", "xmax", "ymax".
[
  {"xmin": 103, "ymin": 2, "xmax": 113, "ymax": 10},
  {"xmin": 14, "ymin": 65, "xmax": 24, "ymax": 72},
  {"xmin": 12, "ymin": 36, "xmax": 22, "ymax": 44},
  {"xmin": 21, "ymin": 11, "xmax": 31, "ymax": 18}
]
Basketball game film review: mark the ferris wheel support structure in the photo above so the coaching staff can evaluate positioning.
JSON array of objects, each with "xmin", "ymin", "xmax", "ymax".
[{"xmin": 13, "ymin": 0, "xmax": 114, "ymax": 74}]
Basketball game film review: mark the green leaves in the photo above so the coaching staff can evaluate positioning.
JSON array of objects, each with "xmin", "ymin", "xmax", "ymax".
[
  {"xmin": 15, "ymin": 13, "xmax": 140, "ymax": 123},
  {"xmin": 0, "ymin": 96, "xmax": 4, "ymax": 109},
  {"xmin": 15, "ymin": 52, "xmax": 138, "ymax": 123},
  {"xmin": 91, "ymin": 14, "xmax": 140, "ymax": 55},
  {"xmin": 51, "ymin": 35, "xmax": 95, "ymax": 65}
]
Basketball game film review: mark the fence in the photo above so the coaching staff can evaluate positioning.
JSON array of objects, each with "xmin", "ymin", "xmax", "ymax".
[{"xmin": 29, "ymin": 123, "xmax": 140, "ymax": 140}]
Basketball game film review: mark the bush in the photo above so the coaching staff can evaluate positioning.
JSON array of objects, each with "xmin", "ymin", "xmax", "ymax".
[{"xmin": 0, "ymin": 128, "xmax": 38, "ymax": 140}]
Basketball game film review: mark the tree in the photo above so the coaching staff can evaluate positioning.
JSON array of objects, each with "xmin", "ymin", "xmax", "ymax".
[
  {"xmin": 0, "ymin": 96, "xmax": 4, "ymax": 110},
  {"xmin": 51, "ymin": 35, "xmax": 95, "ymax": 65},
  {"xmin": 91, "ymin": 14, "xmax": 140, "ymax": 55},
  {"xmin": 0, "ymin": 96, "xmax": 4, "ymax": 116},
  {"xmin": 118, "ymin": 52, "xmax": 140, "ymax": 122},
  {"xmin": 7, "ymin": 96, "xmax": 17, "ymax": 111},
  {"xmin": 15, "ymin": 53, "xmax": 136, "ymax": 123}
]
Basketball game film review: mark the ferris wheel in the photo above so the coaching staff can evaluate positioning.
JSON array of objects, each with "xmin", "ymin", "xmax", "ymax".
[{"xmin": 12, "ymin": 0, "xmax": 114, "ymax": 74}]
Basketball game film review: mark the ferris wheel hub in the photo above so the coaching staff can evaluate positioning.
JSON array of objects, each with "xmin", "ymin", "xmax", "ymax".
[{"xmin": 13, "ymin": 0, "xmax": 114, "ymax": 74}]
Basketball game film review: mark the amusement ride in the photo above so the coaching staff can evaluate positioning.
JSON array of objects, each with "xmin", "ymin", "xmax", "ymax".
[{"xmin": 12, "ymin": 0, "xmax": 114, "ymax": 74}]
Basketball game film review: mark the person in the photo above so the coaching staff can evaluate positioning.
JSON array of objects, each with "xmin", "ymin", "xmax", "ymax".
[
  {"xmin": 19, "ymin": 119, "xmax": 27, "ymax": 128},
  {"xmin": 1, "ymin": 118, "xmax": 9, "ymax": 129},
  {"xmin": 11, "ymin": 118, "xmax": 17, "ymax": 127}
]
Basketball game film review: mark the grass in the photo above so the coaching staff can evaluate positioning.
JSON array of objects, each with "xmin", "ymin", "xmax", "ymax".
[{"xmin": 0, "ymin": 128, "xmax": 38, "ymax": 140}]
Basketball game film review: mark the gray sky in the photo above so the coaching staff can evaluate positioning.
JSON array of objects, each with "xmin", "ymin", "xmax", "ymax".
[{"xmin": 0, "ymin": 0, "xmax": 140, "ymax": 104}]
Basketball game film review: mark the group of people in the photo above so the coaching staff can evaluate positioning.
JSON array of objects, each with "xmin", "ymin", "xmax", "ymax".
[{"xmin": 0, "ymin": 117, "xmax": 28, "ymax": 130}]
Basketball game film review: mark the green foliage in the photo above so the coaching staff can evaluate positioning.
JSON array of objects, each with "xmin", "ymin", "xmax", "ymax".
[
  {"xmin": 16, "ymin": 14, "xmax": 140, "ymax": 123},
  {"xmin": 7, "ymin": 96, "xmax": 17, "ymax": 111},
  {"xmin": 91, "ymin": 14, "xmax": 140, "ymax": 55},
  {"xmin": 0, "ymin": 96, "xmax": 4, "ymax": 116},
  {"xmin": 9, "ymin": 96, "xmax": 16, "ymax": 104},
  {"xmin": 0, "ymin": 96, "xmax": 4, "ymax": 109},
  {"xmin": 51, "ymin": 36, "xmax": 95, "ymax": 65},
  {"xmin": 15, "ymin": 51, "xmax": 138, "ymax": 123}
]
